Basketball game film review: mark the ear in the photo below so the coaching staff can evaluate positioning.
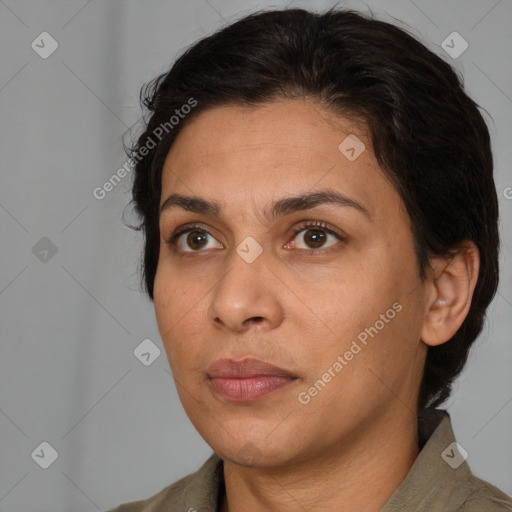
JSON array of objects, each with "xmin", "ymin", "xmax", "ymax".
[{"xmin": 421, "ymin": 241, "xmax": 480, "ymax": 347}]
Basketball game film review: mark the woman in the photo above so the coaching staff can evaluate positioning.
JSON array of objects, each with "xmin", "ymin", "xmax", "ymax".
[{"xmin": 109, "ymin": 7, "xmax": 511, "ymax": 511}]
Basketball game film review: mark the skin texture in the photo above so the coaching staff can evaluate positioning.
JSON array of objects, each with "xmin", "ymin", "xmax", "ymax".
[{"xmin": 153, "ymin": 98, "xmax": 479, "ymax": 512}]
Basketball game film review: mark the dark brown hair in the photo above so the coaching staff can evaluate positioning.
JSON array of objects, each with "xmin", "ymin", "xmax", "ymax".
[{"xmin": 126, "ymin": 7, "xmax": 499, "ymax": 409}]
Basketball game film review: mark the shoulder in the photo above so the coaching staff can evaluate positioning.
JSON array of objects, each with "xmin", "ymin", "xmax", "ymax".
[
  {"xmin": 458, "ymin": 476, "xmax": 512, "ymax": 511},
  {"xmin": 105, "ymin": 472, "xmax": 195, "ymax": 512},
  {"xmin": 105, "ymin": 454, "xmax": 223, "ymax": 512}
]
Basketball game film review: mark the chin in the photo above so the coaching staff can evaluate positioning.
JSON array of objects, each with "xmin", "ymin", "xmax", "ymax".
[
  {"xmin": 217, "ymin": 441, "xmax": 294, "ymax": 468},
  {"xmin": 198, "ymin": 420, "xmax": 306, "ymax": 468}
]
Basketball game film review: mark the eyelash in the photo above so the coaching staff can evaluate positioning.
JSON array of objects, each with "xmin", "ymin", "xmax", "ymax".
[
  {"xmin": 165, "ymin": 220, "xmax": 346, "ymax": 256},
  {"xmin": 289, "ymin": 221, "xmax": 345, "ymax": 254}
]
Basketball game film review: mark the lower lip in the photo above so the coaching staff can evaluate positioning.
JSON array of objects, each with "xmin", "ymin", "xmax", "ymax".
[{"xmin": 208, "ymin": 376, "xmax": 296, "ymax": 402}]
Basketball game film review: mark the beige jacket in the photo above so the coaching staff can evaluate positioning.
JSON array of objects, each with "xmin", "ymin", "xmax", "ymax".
[{"xmin": 108, "ymin": 409, "xmax": 512, "ymax": 511}]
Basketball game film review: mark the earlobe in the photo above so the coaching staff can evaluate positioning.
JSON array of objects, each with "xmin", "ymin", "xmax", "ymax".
[{"xmin": 421, "ymin": 242, "xmax": 480, "ymax": 347}]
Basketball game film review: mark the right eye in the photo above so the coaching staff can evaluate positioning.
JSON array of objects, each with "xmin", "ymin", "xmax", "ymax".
[{"xmin": 166, "ymin": 226, "xmax": 224, "ymax": 252}]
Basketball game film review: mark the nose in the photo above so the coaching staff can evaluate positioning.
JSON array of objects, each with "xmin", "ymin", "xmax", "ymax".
[{"xmin": 206, "ymin": 246, "xmax": 284, "ymax": 333}]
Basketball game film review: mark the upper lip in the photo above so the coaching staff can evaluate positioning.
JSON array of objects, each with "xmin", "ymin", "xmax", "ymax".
[{"xmin": 207, "ymin": 358, "xmax": 297, "ymax": 379}]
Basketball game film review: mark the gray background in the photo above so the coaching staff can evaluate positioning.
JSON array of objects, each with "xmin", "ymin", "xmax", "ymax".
[{"xmin": 0, "ymin": 0, "xmax": 511, "ymax": 510}]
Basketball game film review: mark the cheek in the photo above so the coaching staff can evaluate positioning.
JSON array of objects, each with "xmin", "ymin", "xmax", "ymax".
[
  {"xmin": 153, "ymin": 269, "xmax": 176, "ymax": 337},
  {"xmin": 153, "ymin": 266, "xmax": 205, "ymax": 366},
  {"xmin": 309, "ymin": 253, "xmax": 418, "ymax": 359},
  {"xmin": 154, "ymin": 260, "xmax": 199, "ymax": 324},
  {"xmin": 309, "ymin": 259, "xmax": 392, "ymax": 327}
]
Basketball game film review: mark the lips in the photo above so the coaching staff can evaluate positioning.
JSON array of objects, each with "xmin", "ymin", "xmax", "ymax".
[{"xmin": 207, "ymin": 358, "xmax": 298, "ymax": 402}]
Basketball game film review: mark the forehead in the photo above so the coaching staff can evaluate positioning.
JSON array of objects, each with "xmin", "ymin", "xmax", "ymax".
[
  {"xmin": 160, "ymin": 99, "xmax": 402, "ymax": 221},
  {"xmin": 165, "ymin": 98, "xmax": 365, "ymax": 169}
]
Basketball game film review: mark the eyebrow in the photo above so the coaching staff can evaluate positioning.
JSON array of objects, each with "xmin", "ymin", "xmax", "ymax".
[{"xmin": 159, "ymin": 188, "xmax": 370, "ymax": 221}]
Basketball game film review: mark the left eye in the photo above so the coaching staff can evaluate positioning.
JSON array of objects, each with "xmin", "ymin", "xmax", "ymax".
[{"xmin": 288, "ymin": 225, "xmax": 342, "ymax": 250}]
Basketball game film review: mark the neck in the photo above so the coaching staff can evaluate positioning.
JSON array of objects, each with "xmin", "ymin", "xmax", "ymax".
[{"xmin": 220, "ymin": 410, "xmax": 419, "ymax": 512}]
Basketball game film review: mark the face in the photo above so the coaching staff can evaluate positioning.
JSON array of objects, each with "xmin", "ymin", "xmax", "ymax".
[{"xmin": 154, "ymin": 98, "xmax": 429, "ymax": 468}]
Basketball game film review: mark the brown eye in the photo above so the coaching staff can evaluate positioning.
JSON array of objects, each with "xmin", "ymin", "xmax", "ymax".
[
  {"xmin": 186, "ymin": 230, "xmax": 208, "ymax": 250},
  {"xmin": 286, "ymin": 221, "xmax": 344, "ymax": 253},
  {"xmin": 169, "ymin": 227, "xmax": 223, "ymax": 252},
  {"xmin": 302, "ymin": 228, "xmax": 327, "ymax": 248},
  {"xmin": 294, "ymin": 227, "xmax": 337, "ymax": 250}
]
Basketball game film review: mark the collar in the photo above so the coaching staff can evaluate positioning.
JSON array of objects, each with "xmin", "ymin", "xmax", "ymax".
[{"xmin": 173, "ymin": 409, "xmax": 480, "ymax": 511}]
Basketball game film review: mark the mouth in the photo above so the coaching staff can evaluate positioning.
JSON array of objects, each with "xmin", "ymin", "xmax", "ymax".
[{"xmin": 206, "ymin": 358, "xmax": 299, "ymax": 402}]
